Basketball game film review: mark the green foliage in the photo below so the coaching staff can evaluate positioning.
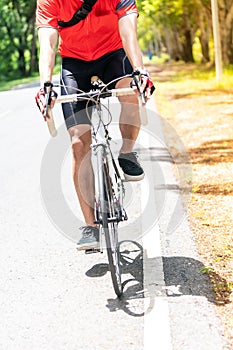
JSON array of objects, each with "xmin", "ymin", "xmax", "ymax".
[
  {"xmin": 0, "ymin": 0, "xmax": 37, "ymax": 80},
  {"xmin": 137, "ymin": 0, "xmax": 212, "ymax": 63},
  {"xmin": 200, "ymin": 267, "xmax": 214, "ymax": 274},
  {"xmin": 140, "ymin": 0, "xmax": 183, "ymax": 27}
]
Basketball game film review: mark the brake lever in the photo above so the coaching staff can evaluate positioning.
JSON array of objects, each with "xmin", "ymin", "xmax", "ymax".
[
  {"xmin": 132, "ymin": 73, "xmax": 146, "ymax": 105},
  {"xmin": 131, "ymin": 72, "xmax": 148, "ymax": 125},
  {"xmin": 43, "ymin": 81, "xmax": 57, "ymax": 137},
  {"xmin": 43, "ymin": 81, "xmax": 53, "ymax": 118}
]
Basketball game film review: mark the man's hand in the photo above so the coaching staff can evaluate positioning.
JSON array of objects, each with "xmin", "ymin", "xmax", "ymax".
[
  {"xmin": 35, "ymin": 83, "xmax": 58, "ymax": 120},
  {"xmin": 131, "ymin": 69, "xmax": 155, "ymax": 104}
]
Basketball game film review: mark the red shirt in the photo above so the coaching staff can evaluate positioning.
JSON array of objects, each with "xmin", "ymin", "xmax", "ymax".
[{"xmin": 36, "ymin": 0, "xmax": 138, "ymax": 61}]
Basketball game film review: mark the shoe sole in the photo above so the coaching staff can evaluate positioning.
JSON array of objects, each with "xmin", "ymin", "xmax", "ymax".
[
  {"xmin": 76, "ymin": 242, "xmax": 99, "ymax": 251},
  {"xmin": 123, "ymin": 172, "xmax": 145, "ymax": 182}
]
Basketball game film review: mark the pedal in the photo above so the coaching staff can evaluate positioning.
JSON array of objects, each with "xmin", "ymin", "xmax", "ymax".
[{"xmin": 85, "ymin": 248, "xmax": 100, "ymax": 254}]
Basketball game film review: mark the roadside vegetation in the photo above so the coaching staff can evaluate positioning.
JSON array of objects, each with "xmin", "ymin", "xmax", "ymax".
[
  {"xmin": 150, "ymin": 62, "xmax": 233, "ymax": 347},
  {"xmin": 1, "ymin": 0, "xmax": 233, "ymax": 82}
]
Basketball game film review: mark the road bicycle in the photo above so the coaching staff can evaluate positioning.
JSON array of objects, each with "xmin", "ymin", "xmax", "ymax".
[{"xmin": 43, "ymin": 75, "xmax": 146, "ymax": 297}]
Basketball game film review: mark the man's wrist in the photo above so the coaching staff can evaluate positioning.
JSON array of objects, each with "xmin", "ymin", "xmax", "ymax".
[
  {"xmin": 134, "ymin": 66, "xmax": 146, "ymax": 72},
  {"xmin": 133, "ymin": 68, "xmax": 150, "ymax": 77}
]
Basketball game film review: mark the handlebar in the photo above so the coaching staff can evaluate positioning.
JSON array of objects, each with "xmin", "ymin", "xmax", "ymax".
[
  {"xmin": 56, "ymin": 87, "xmax": 135, "ymax": 104},
  {"xmin": 44, "ymin": 79, "xmax": 148, "ymax": 137},
  {"xmin": 132, "ymin": 74, "xmax": 146, "ymax": 105}
]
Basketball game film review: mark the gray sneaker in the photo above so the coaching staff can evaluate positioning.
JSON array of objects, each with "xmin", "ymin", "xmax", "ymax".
[{"xmin": 77, "ymin": 226, "xmax": 99, "ymax": 251}]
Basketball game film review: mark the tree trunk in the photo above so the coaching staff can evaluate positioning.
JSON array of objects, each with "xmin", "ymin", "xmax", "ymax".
[
  {"xmin": 225, "ymin": 3, "xmax": 233, "ymax": 63},
  {"xmin": 219, "ymin": 0, "xmax": 233, "ymax": 63},
  {"xmin": 29, "ymin": 15, "xmax": 39, "ymax": 75},
  {"xmin": 181, "ymin": 30, "xmax": 195, "ymax": 62},
  {"xmin": 164, "ymin": 28, "xmax": 183, "ymax": 61},
  {"xmin": 199, "ymin": 32, "xmax": 210, "ymax": 62},
  {"xmin": 18, "ymin": 47, "xmax": 27, "ymax": 76},
  {"xmin": 198, "ymin": 10, "xmax": 211, "ymax": 62}
]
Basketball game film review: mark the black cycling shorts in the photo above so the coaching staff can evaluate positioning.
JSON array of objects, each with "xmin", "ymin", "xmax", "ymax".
[{"xmin": 60, "ymin": 48, "xmax": 133, "ymax": 129}]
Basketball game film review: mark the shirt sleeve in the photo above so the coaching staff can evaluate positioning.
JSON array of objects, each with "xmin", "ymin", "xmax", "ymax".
[
  {"xmin": 36, "ymin": 0, "xmax": 59, "ymax": 29},
  {"xmin": 116, "ymin": 0, "xmax": 138, "ymax": 19}
]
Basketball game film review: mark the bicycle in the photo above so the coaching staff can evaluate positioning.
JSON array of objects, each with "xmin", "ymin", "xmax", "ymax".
[{"xmin": 43, "ymin": 75, "xmax": 147, "ymax": 297}]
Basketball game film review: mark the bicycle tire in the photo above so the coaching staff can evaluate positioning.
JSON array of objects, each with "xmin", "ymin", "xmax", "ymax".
[{"xmin": 98, "ymin": 155, "xmax": 123, "ymax": 297}]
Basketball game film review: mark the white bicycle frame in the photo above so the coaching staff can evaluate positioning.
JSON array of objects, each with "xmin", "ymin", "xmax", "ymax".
[{"xmin": 90, "ymin": 101, "xmax": 127, "ymax": 252}]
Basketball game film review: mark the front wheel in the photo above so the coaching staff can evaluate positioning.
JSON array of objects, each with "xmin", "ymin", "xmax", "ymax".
[
  {"xmin": 99, "ymin": 162, "xmax": 122, "ymax": 297},
  {"xmin": 102, "ymin": 213, "xmax": 122, "ymax": 297}
]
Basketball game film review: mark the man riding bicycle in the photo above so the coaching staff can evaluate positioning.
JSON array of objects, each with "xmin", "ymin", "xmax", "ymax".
[{"xmin": 35, "ymin": 0, "xmax": 155, "ymax": 250}]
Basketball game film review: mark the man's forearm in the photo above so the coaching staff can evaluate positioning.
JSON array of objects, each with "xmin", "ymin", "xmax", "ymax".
[
  {"xmin": 123, "ymin": 37, "xmax": 144, "ymax": 70},
  {"xmin": 38, "ymin": 28, "xmax": 58, "ymax": 85},
  {"xmin": 119, "ymin": 14, "xmax": 144, "ymax": 70},
  {"xmin": 39, "ymin": 49, "xmax": 56, "ymax": 85}
]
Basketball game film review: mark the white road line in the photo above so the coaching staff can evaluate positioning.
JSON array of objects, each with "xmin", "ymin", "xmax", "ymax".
[
  {"xmin": 142, "ymin": 180, "xmax": 172, "ymax": 350},
  {"xmin": 140, "ymin": 98, "xmax": 173, "ymax": 350}
]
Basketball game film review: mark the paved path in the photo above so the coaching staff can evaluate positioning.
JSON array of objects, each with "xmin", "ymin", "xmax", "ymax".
[{"xmin": 0, "ymin": 86, "xmax": 230, "ymax": 349}]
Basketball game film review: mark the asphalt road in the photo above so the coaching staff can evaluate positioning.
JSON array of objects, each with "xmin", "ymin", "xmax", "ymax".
[{"xmin": 0, "ymin": 86, "xmax": 230, "ymax": 349}]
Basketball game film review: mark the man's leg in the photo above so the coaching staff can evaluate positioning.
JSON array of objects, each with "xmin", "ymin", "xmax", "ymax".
[
  {"xmin": 116, "ymin": 77, "xmax": 140, "ymax": 152},
  {"xmin": 61, "ymin": 57, "xmax": 99, "ymax": 249},
  {"xmin": 68, "ymin": 124, "xmax": 96, "ymax": 226},
  {"xmin": 116, "ymin": 78, "xmax": 144, "ymax": 181},
  {"xmin": 68, "ymin": 124, "xmax": 99, "ymax": 250}
]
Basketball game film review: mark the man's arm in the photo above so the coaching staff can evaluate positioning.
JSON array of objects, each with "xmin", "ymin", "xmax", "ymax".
[
  {"xmin": 118, "ymin": 13, "xmax": 154, "ymax": 101},
  {"xmin": 35, "ymin": 27, "xmax": 58, "ymax": 115},
  {"xmin": 38, "ymin": 27, "xmax": 58, "ymax": 85},
  {"xmin": 118, "ymin": 13, "xmax": 144, "ymax": 70}
]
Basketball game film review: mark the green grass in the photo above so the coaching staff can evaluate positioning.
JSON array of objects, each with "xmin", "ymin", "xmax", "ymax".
[
  {"xmin": 153, "ymin": 62, "xmax": 233, "ymax": 94},
  {"xmin": 173, "ymin": 65, "xmax": 233, "ymax": 84},
  {"xmin": 152, "ymin": 62, "xmax": 233, "ymax": 119},
  {"xmin": 0, "ymin": 60, "xmax": 61, "ymax": 92},
  {"xmin": 0, "ymin": 75, "xmax": 40, "ymax": 91}
]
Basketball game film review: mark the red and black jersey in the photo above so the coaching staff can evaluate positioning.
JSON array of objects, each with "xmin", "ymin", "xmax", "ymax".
[{"xmin": 36, "ymin": 0, "xmax": 138, "ymax": 61}]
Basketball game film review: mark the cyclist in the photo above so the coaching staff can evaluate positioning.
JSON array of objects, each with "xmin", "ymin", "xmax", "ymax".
[{"xmin": 35, "ymin": 0, "xmax": 155, "ymax": 250}]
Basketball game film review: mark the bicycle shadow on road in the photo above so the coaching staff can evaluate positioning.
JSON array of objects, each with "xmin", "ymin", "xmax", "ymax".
[{"xmin": 94, "ymin": 240, "xmax": 228, "ymax": 317}]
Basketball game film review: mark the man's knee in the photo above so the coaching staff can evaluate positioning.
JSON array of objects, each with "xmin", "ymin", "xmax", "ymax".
[
  {"xmin": 68, "ymin": 124, "xmax": 92, "ymax": 160},
  {"xmin": 71, "ymin": 138, "xmax": 84, "ymax": 157},
  {"xmin": 116, "ymin": 77, "xmax": 138, "ymax": 104}
]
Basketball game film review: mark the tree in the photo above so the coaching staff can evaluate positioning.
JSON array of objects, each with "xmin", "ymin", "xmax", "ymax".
[
  {"xmin": 219, "ymin": 0, "xmax": 233, "ymax": 63},
  {"xmin": 137, "ymin": 0, "xmax": 213, "ymax": 62},
  {"xmin": 0, "ymin": 0, "xmax": 38, "ymax": 79}
]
